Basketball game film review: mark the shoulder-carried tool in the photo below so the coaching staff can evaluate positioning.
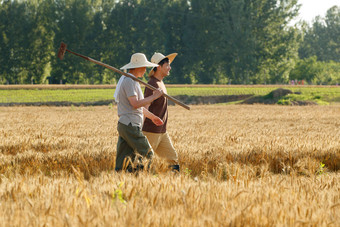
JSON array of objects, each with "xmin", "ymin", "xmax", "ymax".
[{"xmin": 57, "ymin": 42, "xmax": 190, "ymax": 110}]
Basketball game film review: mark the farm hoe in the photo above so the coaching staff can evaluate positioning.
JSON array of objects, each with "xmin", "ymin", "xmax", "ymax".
[{"xmin": 57, "ymin": 42, "xmax": 190, "ymax": 110}]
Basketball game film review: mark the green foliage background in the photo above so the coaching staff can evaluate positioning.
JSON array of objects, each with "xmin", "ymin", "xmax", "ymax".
[{"xmin": 0, "ymin": 0, "xmax": 339, "ymax": 85}]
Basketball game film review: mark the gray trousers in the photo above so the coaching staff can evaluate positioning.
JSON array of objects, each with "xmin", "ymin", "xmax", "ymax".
[{"xmin": 115, "ymin": 122, "xmax": 153, "ymax": 171}]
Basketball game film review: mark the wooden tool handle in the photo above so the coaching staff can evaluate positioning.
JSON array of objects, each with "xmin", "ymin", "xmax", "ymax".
[{"xmin": 66, "ymin": 49, "xmax": 190, "ymax": 110}]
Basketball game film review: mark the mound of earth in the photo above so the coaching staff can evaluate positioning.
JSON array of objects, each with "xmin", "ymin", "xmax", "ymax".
[
  {"xmin": 270, "ymin": 88, "xmax": 293, "ymax": 98},
  {"xmin": 242, "ymin": 88, "xmax": 317, "ymax": 106}
]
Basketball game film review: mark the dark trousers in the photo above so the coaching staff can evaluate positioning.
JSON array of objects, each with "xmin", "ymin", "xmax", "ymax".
[{"xmin": 115, "ymin": 122, "xmax": 153, "ymax": 171}]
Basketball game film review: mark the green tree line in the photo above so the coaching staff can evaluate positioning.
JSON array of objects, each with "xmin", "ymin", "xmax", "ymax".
[{"xmin": 0, "ymin": 0, "xmax": 339, "ymax": 85}]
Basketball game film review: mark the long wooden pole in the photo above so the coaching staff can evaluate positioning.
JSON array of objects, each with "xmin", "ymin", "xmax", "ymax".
[{"xmin": 62, "ymin": 47, "xmax": 190, "ymax": 110}]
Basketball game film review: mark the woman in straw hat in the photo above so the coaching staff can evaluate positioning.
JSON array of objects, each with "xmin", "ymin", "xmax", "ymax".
[
  {"xmin": 142, "ymin": 52, "xmax": 180, "ymax": 172},
  {"xmin": 114, "ymin": 53, "xmax": 164, "ymax": 172}
]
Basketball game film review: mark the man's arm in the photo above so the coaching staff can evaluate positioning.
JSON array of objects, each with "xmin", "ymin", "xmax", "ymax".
[
  {"xmin": 128, "ymin": 89, "xmax": 163, "ymax": 109},
  {"xmin": 142, "ymin": 107, "xmax": 163, "ymax": 126},
  {"xmin": 143, "ymin": 82, "xmax": 157, "ymax": 110}
]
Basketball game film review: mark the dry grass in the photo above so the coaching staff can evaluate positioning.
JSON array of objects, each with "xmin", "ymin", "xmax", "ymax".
[{"xmin": 0, "ymin": 105, "xmax": 339, "ymax": 226}]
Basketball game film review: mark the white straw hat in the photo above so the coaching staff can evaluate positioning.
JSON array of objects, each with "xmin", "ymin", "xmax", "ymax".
[
  {"xmin": 120, "ymin": 53, "xmax": 158, "ymax": 70},
  {"xmin": 149, "ymin": 52, "xmax": 177, "ymax": 76}
]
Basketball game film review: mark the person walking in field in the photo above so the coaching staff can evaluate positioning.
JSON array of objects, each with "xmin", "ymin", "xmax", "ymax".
[
  {"xmin": 114, "ymin": 53, "xmax": 164, "ymax": 172},
  {"xmin": 142, "ymin": 52, "xmax": 180, "ymax": 172}
]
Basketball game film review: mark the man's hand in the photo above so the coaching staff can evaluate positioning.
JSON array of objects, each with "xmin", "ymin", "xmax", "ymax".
[
  {"xmin": 152, "ymin": 88, "xmax": 163, "ymax": 99},
  {"xmin": 151, "ymin": 116, "xmax": 164, "ymax": 126},
  {"xmin": 142, "ymin": 107, "xmax": 164, "ymax": 126},
  {"xmin": 128, "ymin": 88, "xmax": 164, "ymax": 109}
]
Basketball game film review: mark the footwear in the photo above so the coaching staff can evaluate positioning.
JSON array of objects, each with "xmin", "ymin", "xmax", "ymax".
[
  {"xmin": 135, "ymin": 164, "xmax": 144, "ymax": 172},
  {"xmin": 170, "ymin": 164, "xmax": 180, "ymax": 172},
  {"xmin": 115, "ymin": 166, "xmax": 134, "ymax": 172},
  {"xmin": 115, "ymin": 164, "xmax": 143, "ymax": 173}
]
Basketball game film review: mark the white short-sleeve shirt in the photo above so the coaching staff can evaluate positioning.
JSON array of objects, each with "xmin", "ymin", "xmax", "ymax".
[{"xmin": 117, "ymin": 76, "xmax": 144, "ymax": 127}]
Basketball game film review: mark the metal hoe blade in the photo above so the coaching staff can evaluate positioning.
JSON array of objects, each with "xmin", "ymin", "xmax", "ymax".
[{"xmin": 57, "ymin": 42, "xmax": 67, "ymax": 60}]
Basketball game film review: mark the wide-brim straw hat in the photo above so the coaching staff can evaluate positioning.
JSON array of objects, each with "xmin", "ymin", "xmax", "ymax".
[
  {"xmin": 120, "ymin": 53, "xmax": 158, "ymax": 70},
  {"xmin": 149, "ymin": 52, "xmax": 177, "ymax": 76}
]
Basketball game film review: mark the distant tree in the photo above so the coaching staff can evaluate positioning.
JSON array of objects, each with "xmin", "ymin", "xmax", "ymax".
[
  {"xmin": 149, "ymin": 0, "xmax": 189, "ymax": 84},
  {"xmin": 0, "ymin": 0, "xmax": 33, "ymax": 84},
  {"xmin": 290, "ymin": 56, "xmax": 340, "ymax": 85},
  {"xmin": 50, "ymin": 0, "xmax": 95, "ymax": 84},
  {"xmin": 27, "ymin": 0, "xmax": 56, "ymax": 84},
  {"xmin": 299, "ymin": 6, "xmax": 340, "ymax": 62},
  {"xmin": 183, "ymin": 0, "xmax": 300, "ymax": 84},
  {"xmin": 3, "ymin": 0, "xmax": 330, "ymax": 85}
]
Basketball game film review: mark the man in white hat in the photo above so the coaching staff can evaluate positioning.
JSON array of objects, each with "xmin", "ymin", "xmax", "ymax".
[
  {"xmin": 142, "ymin": 52, "xmax": 180, "ymax": 172},
  {"xmin": 114, "ymin": 53, "xmax": 164, "ymax": 172}
]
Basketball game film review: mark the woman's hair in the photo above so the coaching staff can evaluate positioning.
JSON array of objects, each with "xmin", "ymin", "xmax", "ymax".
[{"xmin": 153, "ymin": 58, "xmax": 169, "ymax": 74}]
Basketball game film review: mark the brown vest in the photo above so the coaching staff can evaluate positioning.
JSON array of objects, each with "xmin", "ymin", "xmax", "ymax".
[{"xmin": 142, "ymin": 77, "xmax": 168, "ymax": 133}]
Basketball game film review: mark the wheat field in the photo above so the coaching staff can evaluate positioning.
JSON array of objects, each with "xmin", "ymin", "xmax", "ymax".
[{"xmin": 0, "ymin": 105, "xmax": 339, "ymax": 226}]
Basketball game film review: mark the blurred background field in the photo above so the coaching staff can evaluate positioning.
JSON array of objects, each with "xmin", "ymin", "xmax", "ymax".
[{"xmin": 1, "ymin": 85, "xmax": 340, "ymax": 105}]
